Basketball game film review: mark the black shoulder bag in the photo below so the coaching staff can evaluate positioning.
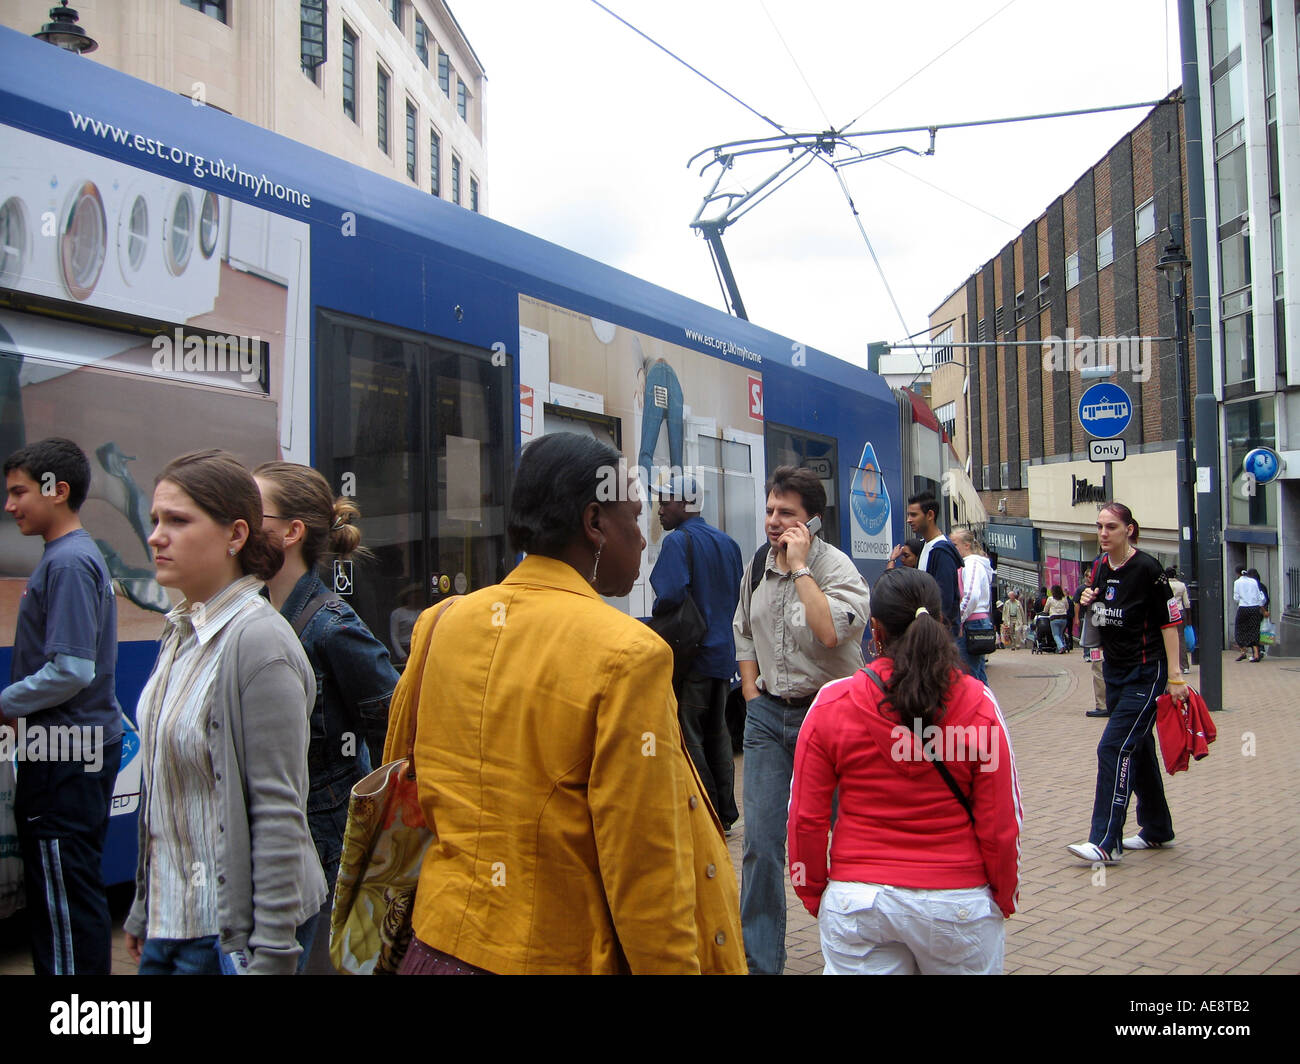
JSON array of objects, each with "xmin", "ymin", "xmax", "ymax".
[
  {"xmin": 861, "ymin": 665, "xmax": 974, "ymax": 825},
  {"xmin": 644, "ymin": 533, "xmax": 707, "ymax": 685}
]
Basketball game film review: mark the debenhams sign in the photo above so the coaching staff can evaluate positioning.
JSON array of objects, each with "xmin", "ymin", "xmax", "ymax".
[{"xmin": 985, "ymin": 523, "xmax": 1037, "ymax": 561}]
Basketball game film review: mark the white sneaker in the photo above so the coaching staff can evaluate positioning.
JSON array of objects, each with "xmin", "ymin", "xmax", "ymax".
[
  {"xmin": 1122, "ymin": 835, "xmax": 1174, "ymax": 851},
  {"xmin": 1067, "ymin": 841, "xmax": 1120, "ymax": 865}
]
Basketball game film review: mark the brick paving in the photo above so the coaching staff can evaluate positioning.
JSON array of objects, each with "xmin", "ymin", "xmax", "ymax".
[
  {"xmin": 2, "ymin": 647, "xmax": 1296, "ymax": 976},
  {"xmin": 727, "ymin": 646, "xmax": 1300, "ymax": 974}
]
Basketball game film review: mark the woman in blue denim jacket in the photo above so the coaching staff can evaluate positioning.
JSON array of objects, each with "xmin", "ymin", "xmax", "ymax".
[{"xmin": 255, "ymin": 463, "xmax": 399, "ymax": 969}]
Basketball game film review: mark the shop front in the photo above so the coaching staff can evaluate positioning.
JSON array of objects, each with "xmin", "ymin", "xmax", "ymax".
[
  {"xmin": 985, "ymin": 521, "xmax": 1039, "ymax": 602},
  {"xmin": 1027, "ymin": 451, "xmax": 1181, "ymax": 595}
]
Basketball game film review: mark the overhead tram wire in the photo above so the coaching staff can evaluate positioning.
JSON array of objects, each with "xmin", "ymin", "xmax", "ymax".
[
  {"xmin": 588, "ymin": 0, "xmax": 790, "ymax": 137},
  {"xmin": 879, "ymin": 158, "xmax": 1021, "ymax": 231},
  {"xmin": 840, "ymin": 0, "xmax": 1021, "ymax": 133},
  {"xmin": 826, "ymin": 164, "xmax": 915, "ymax": 342},
  {"xmin": 759, "ymin": 0, "xmax": 834, "ymax": 130}
]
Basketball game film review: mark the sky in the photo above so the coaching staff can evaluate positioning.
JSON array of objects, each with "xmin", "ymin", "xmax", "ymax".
[{"xmin": 451, "ymin": 0, "xmax": 1184, "ymax": 369}]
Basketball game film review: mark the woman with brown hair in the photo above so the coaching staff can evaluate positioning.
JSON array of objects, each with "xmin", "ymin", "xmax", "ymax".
[
  {"xmin": 124, "ymin": 450, "xmax": 325, "ymax": 974},
  {"xmin": 254, "ymin": 461, "xmax": 399, "ymax": 969},
  {"xmin": 1068, "ymin": 501, "xmax": 1187, "ymax": 865},
  {"xmin": 788, "ymin": 566, "xmax": 1022, "ymax": 974}
]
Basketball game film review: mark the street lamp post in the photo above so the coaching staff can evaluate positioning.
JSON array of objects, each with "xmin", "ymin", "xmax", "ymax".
[{"xmin": 1156, "ymin": 230, "xmax": 1196, "ymax": 592}]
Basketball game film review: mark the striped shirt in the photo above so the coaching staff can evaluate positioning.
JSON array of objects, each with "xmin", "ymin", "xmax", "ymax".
[{"xmin": 137, "ymin": 576, "xmax": 266, "ymax": 939}]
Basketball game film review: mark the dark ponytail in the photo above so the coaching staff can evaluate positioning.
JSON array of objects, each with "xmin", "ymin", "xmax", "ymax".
[{"xmin": 871, "ymin": 567, "xmax": 964, "ymax": 731}]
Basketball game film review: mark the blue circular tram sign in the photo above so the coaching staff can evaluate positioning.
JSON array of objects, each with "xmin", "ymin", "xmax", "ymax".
[
  {"xmin": 1243, "ymin": 447, "xmax": 1282, "ymax": 485},
  {"xmin": 1078, "ymin": 383, "xmax": 1133, "ymax": 439}
]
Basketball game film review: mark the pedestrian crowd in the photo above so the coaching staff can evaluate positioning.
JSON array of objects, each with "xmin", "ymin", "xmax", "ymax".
[{"xmin": 0, "ymin": 433, "xmax": 1193, "ymax": 976}]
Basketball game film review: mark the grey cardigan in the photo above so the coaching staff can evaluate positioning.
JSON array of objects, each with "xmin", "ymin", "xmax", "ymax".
[{"xmin": 125, "ymin": 598, "xmax": 328, "ymax": 974}]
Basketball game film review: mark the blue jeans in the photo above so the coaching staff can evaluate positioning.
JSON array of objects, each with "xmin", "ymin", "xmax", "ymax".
[
  {"xmin": 138, "ymin": 935, "xmax": 223, "ymax": 975},
  {"xmin": 638, "ymin": 359, "xmax": 684, "ymax": 476},
  {"xmin": 958, "ymin": 617, "xmax": 993, "ymax": 683},
  {"xmin": 741, "ymin": 692, "xmax": 810, "ymax": 975},
  {"xmin": 1050, "ymin": 616, "xmax": 1068, "ymax": 651},
  {"xmin": 1088, "ymin": 659, "xmax": 1174, "ymax": 854}
]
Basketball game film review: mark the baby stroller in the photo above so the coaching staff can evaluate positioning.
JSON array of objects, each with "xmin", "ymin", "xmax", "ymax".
[{"xmin": 1029, "ymin": 614, "xmax": 1056, "ymax": 654}]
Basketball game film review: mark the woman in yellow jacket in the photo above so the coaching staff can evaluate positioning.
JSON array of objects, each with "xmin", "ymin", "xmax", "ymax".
[{"xmin": 387, "ymin": 432, "xmax": 745, "ymax": 974}]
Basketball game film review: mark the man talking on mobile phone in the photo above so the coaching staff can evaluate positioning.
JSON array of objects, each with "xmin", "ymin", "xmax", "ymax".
[{"xmin": 733, "ymin": 466, "xmax": 870, "ymax": 975}]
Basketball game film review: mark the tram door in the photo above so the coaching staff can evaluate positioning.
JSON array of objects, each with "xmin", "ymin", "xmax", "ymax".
[{"xmin": 315, "ymin": 310, "xmax": 512, "ymax": 666}]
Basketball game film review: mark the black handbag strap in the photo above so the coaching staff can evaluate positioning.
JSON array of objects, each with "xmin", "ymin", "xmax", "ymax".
[
  {"xmin": 861, "ymin": 666, "xmax": 975, "ymax": 826},
  {"xmin": 292, "ymin": 592, "xmax": 340, "ymax": 637},
  {"xmin": 683, "ymin": 529, "xmax": 694, "ymax": 590}
]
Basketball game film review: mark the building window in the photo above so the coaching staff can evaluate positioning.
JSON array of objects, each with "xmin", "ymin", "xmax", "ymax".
[
  {"xmin": 430, "ymin": 127, "xmax": 441, "ymax": 196},
  {"xmin": 415, "ymin": 16, "xmax": 429, "ymax": 67},
  {"xmin": 438, "ymin": 49, "xmax": 450, "ymax": 95},
  {"xmin": 1065, "ymin": 251, "xmax": 1080, "ymax": 290},
  {"xmin": 377, "ymin": 66, "xmax": 390, "ymax": 155},
  {"xmin": 342, "ymin": 26, "xmax": 358, "ymax": 122},
  {"xmin": 1097, "ymin": 227, "xmax": 1114, "ymax": 269},
  {"xmin": 1014, "ymin": 290, "xmax": 1025, "ymax": 322},
  {"xmin": 301, "ymin": 1, "xmax": 327, "ymax": 80},
  {"xmin": 995, "ymin": 305, "xmax": 1005, "ymax": 334},
  {"xmin": 390, "ymin": 0, "xmax": 403, "ymax": 29},
  {"xmin": 1208, "ymin": 0, "xmax": 1242, "ymax": 68},
  {"xmin": 1134, "ymin": 198, "xmax": 1155, "ymax": 245},
  {"xmin": 181, "ymin": 0, "xmax": 227, "ymax": 22},
  {"xmin": 976, "ymin": 318, "xmax": 986, "ymax": 342},
  {"xmin": 931, "ymin": 325, "xmax": 954, "ymax": 365},
  {"xmin": 451, "ymin": 155, "xmax": 461, "ymax": 205},
  {"xmin": 1219, "ymin": 225, "xmax": 1250, "ymax": 296},
  {"xmin": 470, "ymin": 177, "xmax": 479, "ymax": 213},
  {"xmin": 1216, "ymin": 146, "xmax": 1249, "ymax": 223},
  {"xmin": 1225, "ymin": 396, "xmax": 1276, "ymax": 527},
  {"xmin": 457, "ymin": 79, "xmax": 468, "ymax": 120},
  {"xmin": 405, "ymin": 101, "xmax": 417, "ymax": 181},
  {"xmin": 1037, "ymin": 273, "xmax": 1050, "ymax": 311},
  {"xmin": 935, "ymin": 401, "xmax": 957, "ymax": 442},
  {"xmin": 1222, "ymin": 310, "xmax": 1254, "ymax": 387}
]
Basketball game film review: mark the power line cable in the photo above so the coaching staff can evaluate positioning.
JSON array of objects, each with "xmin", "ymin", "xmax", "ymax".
[
  {"xmin": 879, "ymin": 158, "xmax": 1021, "ymax": 230},
  {"xmin": 759, "ymin": 0, "xmax": 833, "ymax": 129},
  {"xmin": 825, "ymin": 163, "xmax": 915, "ymax": 341},
  {"xmin": 589, "ymin": 0, "xmax": 789, "ymax": 135},
  {"xmin": 842, "ymin": 0, "xmax": 1020, "ymax": 133}
]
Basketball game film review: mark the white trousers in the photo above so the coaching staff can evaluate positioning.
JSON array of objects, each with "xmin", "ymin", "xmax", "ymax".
[{"xmin": 817, "ymin": 880, "xmax": 1005, "ymax": 975}]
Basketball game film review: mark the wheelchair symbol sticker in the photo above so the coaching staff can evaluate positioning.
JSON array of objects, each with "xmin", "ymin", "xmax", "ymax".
[{"xmin": 333, "ymin": 559, "xmax": 353, "ymax": 595}]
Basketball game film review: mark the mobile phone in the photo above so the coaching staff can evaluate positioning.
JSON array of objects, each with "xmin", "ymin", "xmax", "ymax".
[{"xmin": 805, "ymin": 515, "xmax": 823, "ymax": 537}]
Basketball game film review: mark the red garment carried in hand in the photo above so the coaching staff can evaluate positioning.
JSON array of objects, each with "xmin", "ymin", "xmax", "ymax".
[{"xmin": 1155, "ymin": 686, "xmax": 1217, "ymax": 775}]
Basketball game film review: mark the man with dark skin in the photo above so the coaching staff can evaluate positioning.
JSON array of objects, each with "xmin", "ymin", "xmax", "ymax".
[{"xmin": 648, "ymin": 474, "xmax": 742, "ymax": 830}]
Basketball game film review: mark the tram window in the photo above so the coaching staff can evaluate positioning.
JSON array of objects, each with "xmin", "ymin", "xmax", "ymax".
[
  {"xmin": 315, "ymin": 311, "xmax": 511, "ymax": 665},
  {"xmin": 764, "ymin": 423, "xmax": 840, "ymax": 549}
]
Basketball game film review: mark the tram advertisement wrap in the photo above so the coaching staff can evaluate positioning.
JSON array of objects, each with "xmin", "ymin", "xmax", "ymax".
[
  {"xmin": 519, "ymin": 295, "xmax": 767, "ymax": 618},
  {"xmin": 850, "ymin": 441, "xmax": 892, "ymax": 561}
]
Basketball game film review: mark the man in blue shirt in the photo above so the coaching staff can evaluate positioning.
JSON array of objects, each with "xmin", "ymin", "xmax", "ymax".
[
  {"xmin": 2, "ymin": 438, "xmax": 122, "ymax": 974},
  {"xmin": 649, "ymin": 474, "xmax": 743, "ymax": 829}
]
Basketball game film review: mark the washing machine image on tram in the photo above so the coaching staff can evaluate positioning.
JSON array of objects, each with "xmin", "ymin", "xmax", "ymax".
[{"xmin": 0, "ymin": 126, "xmax": 228, "ymax": 322}]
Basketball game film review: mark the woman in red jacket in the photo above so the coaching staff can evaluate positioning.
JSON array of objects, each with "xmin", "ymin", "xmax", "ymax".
[{"xmin": 788, "ymin": 566, "xmax": 1022, "ymax": 974}]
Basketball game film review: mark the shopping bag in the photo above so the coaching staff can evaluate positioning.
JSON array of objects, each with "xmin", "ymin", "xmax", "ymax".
[
  {"xmin": 1259, "ymin": 619, "xmax": 1276, "ymax": 647},
  {"xmin": 0, "ymin": 754, "xmax": 23, "ymax": 920},
  {"xmin": 1185, "ymin": 624, "xmax": 1197, "ymax": 652}
]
